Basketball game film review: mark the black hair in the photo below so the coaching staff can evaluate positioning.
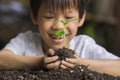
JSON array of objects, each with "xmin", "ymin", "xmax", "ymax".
[{"xmin": 30, "ymin": 0, "xmax": 88, "ymax": 19}]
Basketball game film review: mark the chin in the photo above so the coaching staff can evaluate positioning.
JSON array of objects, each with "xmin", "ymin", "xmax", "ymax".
[
  {"xmin": 52, "ymin": 44, "xmax": 68, "ymax": 50},
  {"xmin": 51, "ymin": 45, "xmax": 62, "ymax": 50}
]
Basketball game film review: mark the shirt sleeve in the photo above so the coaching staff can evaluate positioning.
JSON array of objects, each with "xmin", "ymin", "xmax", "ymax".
[
  {"xmin": 74, "ymin": 35, "xmax": 119, "ymax": 59},
  {"xmin": 4, "ymin": 33, "xmax": 26, "ymax": 56},
  {"xmin": 82, "ymin": 36, "xmax": 119, "ymax": 59}
]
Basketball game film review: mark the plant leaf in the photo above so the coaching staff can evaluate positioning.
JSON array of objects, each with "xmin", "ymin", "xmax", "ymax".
[
  {"xmin": 53, "ymin": 18, "xmax": 80, "ymax": 39},
  {"xmin": 66, "ymin": 18, "xmax": 80, "ymax": 25},
  {"xmin": 54, "ymin": 30, "xmax": 65, "ymax": 39}
]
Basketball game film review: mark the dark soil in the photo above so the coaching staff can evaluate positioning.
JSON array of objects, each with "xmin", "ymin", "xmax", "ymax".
[
  {"xmin": 54, "ymin": 47, "xmax": 76, "ymax": 60},
  {"xmin": 0, "ymin": 65, "xmax": 120, "ymax": 80},
  {"xmin": 0, "ymin": 48, "xmax": 120, "ymax": 80}
]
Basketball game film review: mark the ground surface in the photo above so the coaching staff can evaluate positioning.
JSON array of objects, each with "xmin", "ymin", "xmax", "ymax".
[
  {"xmin": 0, "ymin": 48, "xmax": 120, "ymax": 80},
  {"xmin": 0, "ymin": 65, "xmax": 120, "ymax": 80}
]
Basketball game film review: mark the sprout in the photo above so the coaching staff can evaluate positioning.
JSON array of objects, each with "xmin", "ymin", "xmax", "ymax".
[{"xmin": 54, "ymin": 18, "xmax": 80, "ymax": 39}]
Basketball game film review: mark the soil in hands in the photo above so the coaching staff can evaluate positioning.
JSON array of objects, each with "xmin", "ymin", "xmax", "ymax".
[
  {"xmin": 54, "ymin": 47, "xmax": 76, "ymax": 60},
  {"xmin": 0, "ymin": 47, "xmax": 120, "ymax": 80}
]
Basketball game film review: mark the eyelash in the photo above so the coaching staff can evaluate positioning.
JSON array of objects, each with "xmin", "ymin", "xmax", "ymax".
[
  {"xmin": 44, "ymin": 16, "xmax": 54, "ymax": 19},
  {"xmin": 44, "ymin": 16, "xmax": 74, "ymax": 20},
  {"xmin": 65, "ymin": 17, "xmax": 73, "ymax": 19}
]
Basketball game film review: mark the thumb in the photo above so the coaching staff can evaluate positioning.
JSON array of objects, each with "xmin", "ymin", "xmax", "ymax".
[
  {"xmin": 74, "ymin": 50, "xmax": 79, "ymax": 59},
  {"xmin": 47, "ymin": 49, "xmax": 55, "ymax": 56}
]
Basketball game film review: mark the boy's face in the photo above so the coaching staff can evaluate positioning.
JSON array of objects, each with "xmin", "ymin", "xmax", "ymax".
[{"xmin": 31, "ymin": 4, "xmax": 85, "ymax": 51}]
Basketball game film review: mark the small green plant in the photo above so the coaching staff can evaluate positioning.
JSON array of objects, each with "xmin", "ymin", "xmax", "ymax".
[{"xmin": 54, "ymin": 18, "xmax": 79, "ymax": 39}]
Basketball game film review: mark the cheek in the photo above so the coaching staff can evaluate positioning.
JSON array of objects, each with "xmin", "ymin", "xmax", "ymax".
[
  {"xmin": 37, "ymin": 21, "xmax": 52, "ymax": 32},
  {"xmin": 68, "ymin": 23, "xmax": 78, "ymax": 34}
]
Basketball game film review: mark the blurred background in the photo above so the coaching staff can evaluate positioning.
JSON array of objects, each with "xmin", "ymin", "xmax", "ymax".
[{"xmin": 0, "ymin": 0, "xmax": 120, "ymax": 57}]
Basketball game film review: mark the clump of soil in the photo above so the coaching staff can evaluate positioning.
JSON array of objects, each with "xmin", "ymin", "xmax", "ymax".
[
  {"xmin": 0, "ymin": 48, "xmax": 120, "ymax": 80},
  {"xmin": 54, "ymin": 47, "xmax": 76, "ymax": 60}
]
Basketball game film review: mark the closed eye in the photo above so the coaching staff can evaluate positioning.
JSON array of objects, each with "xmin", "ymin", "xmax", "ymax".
[
  {"xmin": 65, "ymin": 17, "xmax": 74, "ymax": 19},
  {"xmin": 44, "ymin": 16, "xmax": 54, "ymax": 19}
]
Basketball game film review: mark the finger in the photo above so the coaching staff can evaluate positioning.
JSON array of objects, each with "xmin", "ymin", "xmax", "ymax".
[
  {"xmin": 44, "ymin": 56, "xmax": 58, "ymax": 64},
  {"xmin": 54, "ymin": 61, "xmax": 61, "ymax": 69},
  {"xmin": 74, "ymin": 51, "xmax": 79, "ymax": 58},
  {"xmin": 61, "ymin": 60, "xmax": 74, "ymax": 68},
  {"xmin": 46, "ymin": 49, "xmax": 55, "ymax": 56},
  {"xmin": 46, "ymin": 61, "xmax": 60, "ymax": 69},
  {"xmin": 66, "ymin": 58, "xmax": 78, "ymax": 64},
  {"xmin": 60, "ymin": 64, "xmax": 67, "ymax": 69},
  {"xmin": 74, "ymin": 54, "xmax": 79, "ymax": 58},
  {"xmin": 48, "ymin": 49, "xmax": 55, "ymax": 56}
]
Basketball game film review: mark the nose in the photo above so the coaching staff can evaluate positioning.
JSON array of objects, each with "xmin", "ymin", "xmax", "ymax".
[{"xmin": 52, "ymin": 20, "xmax": 64, "ymax": 30}]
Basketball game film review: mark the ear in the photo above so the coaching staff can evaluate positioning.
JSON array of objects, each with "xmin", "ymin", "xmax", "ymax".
[
  {"xmin": 78, "ymin": 11, "xmax": 86, "ymax": 27},
  {"xmin": 30, "ymin": 10, "xmax": 37, "ymax": 25}
]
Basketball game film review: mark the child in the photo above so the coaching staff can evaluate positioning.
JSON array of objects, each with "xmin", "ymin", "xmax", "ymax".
[{"xmin": 0, "ymin": 0, "xmax": 120, "ymax": 76}]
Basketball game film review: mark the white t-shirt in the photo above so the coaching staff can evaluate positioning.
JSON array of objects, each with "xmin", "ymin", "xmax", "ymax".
[{"xmin": 4, "ymin": 31, "xmax": 119, "ymax": 59}]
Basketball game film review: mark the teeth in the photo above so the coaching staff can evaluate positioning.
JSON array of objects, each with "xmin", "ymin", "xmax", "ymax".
[
  {"xmin": 50, "ymin": 34, "xmax": 65, "ymax": 39},
  {"xmin": 51, "ymin": 34, "xmax": 56, "ymax": 39},
  {"xmin": 60, "ymin": 35, "xmax": 65, "ymax": 39}
]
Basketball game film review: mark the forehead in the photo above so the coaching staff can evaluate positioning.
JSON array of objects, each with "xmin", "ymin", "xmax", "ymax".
[
  {"xmin": 39, "ymin": 7, "xmax": 78, "ymax": 14},
  {"xmin": 40, "ymin": 0, "xmax": 78, "ymax": 13}
]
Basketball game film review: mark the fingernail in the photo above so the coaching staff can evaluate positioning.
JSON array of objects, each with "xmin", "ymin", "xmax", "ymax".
[
  {"xmin": 49, "ymin": 49, "xmax": 55, "ymax": 55},
  {"xmin": 62, "ymin": 60, "xmax": 64, "ymax": 63},
  {"xmin": 55, "ymin": 56, "xmax": 58, "ymax": 59},
  {"xmin": 66, "ymin": 58, "xmax": 69, "ymax": 61},
  {"xmin": 67, "ymin": 58, "xmax": 71, "ymax": 60}
]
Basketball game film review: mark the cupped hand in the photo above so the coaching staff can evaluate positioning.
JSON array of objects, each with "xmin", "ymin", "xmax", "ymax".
[
  {"xmin": 60, "ymin": 51, "xmax": 80, "ymax": 69},
  {"xmin": 43, "ymin": 49, "xmax": 61, "ymax": 70}
]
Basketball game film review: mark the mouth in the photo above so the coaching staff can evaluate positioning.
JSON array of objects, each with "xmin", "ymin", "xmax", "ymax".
[
  {"xmin": 49, "ymin": 31, "xmax": 70, "ymax": 45},
  {"xmin": 49, "ymin": 34, "xmax": 65, "ymax": 39},
  {"xmin": 50, "ymin": 29, "xmax": 70, "ymax": 39},
  {"xmin": 49, "ymin": 33, "xmax": 66, "ymax": 44}
]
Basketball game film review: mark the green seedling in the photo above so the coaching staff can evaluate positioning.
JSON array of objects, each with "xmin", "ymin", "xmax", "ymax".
[{"xmin": 54, "ymin": 18, "xmax": 80, "ymax": 39}]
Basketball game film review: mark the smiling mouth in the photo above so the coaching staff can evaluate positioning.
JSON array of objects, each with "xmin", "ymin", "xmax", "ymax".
[
  {"xmin": 49, "ymin": 34, "xmax": 65, "ymax": 39},
  {"xmin": 49, "ymin": 29, "xmax": 70, "ymax": 39}
]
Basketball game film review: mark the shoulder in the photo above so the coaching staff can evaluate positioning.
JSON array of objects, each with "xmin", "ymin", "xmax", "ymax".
[
  {"xmin": 70, "ymin": 35, "xmax": 119, "ymax": 59},
  {"xmin": 18, "ymin": 31, "xmax": 39, "ymax": 39},
  {"xmin": 4, "ymin": 31, "xmax": 43, "ymax": 56},
  {"xmin": 69, "ymin": 35, "xmax": 96, "ymax": 52},
  {"xmin": 71, "ymin": 35, "xmax": 96, "ymax": 45},
  {"xmin": 15, "ymin": 31, "xmax": 41, "ymax": 43}
]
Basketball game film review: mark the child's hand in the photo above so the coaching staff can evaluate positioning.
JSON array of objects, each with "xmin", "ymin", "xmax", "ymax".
[
  {"xmin": 43, "ymin": 49, "xmax": 60, "ymax": 70},
  {"xmin": 60, "ymin": 58, "xmax": 77, "ymax": 69},
  {"xmin": 60, "ymin": 52, "xmax": 79, "ymax": 69}
]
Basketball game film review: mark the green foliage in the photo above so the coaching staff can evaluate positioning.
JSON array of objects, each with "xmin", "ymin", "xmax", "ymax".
[
  {"xmin": 84, "ymin": 24, "xmax": 95, "ymax": 38},
  {"xmin": 54, "ymin": 18, "xmax": 79, "ymax": 39},
  {"xmin": 54, "ymin": 30, "xmax": 65, "ymax": 39}
]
